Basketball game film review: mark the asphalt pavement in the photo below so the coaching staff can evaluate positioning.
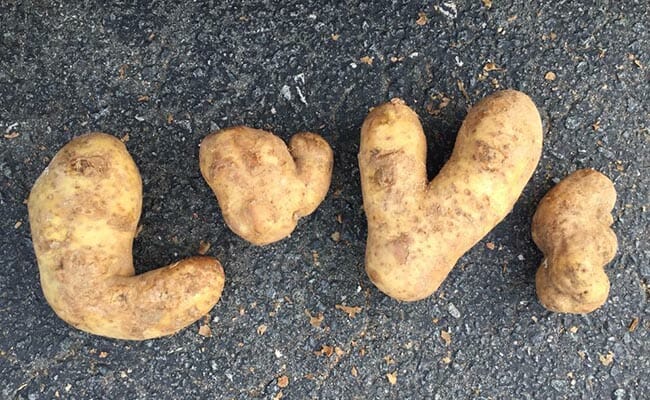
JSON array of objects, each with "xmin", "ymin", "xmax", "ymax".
[{"xmin": 1, "ymin": 1, "xmax": 648, "ymax": 399}]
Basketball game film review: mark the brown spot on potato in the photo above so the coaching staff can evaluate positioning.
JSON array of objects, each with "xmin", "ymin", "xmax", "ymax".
[
  {"xmin": 374, "ymin": 165, "xmax": 395, "ymax": 188},
  {"xmin": 108, "ymin": 214, "xmax": 135, "ymax": 232},
  {"xmin": 366, "ymin": 268, "xmax": 383, "ymax": 286},
  {"xmin": 389, "ymin": 234, "xmax": 413, "ymax": 264},
  {"xmin": 67, "ymin": 156, "xmax": 108, "ymax": 177},
  {"xmin": 473, "ymin": 140, "xmax": 505, "ymax": 170}
]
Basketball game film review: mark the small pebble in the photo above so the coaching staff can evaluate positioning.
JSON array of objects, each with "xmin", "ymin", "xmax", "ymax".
[{"xmin": 448, "ymin": 303, "xmax": 461, "ymax": 319}]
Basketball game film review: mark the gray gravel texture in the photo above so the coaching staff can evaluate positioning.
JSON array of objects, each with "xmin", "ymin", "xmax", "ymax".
[{"xmin": 1, "ymin": 1, "xmax": 649, "ymax": 399}]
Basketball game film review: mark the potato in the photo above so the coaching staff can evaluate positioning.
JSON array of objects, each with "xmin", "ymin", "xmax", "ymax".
[
  {"xmin": 199, "ymin": 126, "xmax": 333, "ymax": 245},
  {"xmin": 532, "ymin": 169, "xmax": 617, "ymax": 313},
  {"xmin": 28, "ymin": 133, "xmax": 225, "ymax": 340},
  {"xmin": 359, "ymin": 90, "xmax": 543, "ymax": 301}
]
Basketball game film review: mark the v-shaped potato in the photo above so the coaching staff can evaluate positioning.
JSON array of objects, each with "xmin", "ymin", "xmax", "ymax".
[{"xmin": 359, "ymin": 90, "xmax": 543, "ymax": 301}]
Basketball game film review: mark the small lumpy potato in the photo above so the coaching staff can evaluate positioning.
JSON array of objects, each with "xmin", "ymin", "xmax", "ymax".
[
  {"xmin": 199, "ymin": 126, "xmax": 333, "ymax": 245},
  {"xmin": 359, "ymin": 90, "xmax": 543, "ymax": 301},
  {"xmin": 533, "ymin": 169, "xmax": 617, "ymax": 314},
  {"xmin": 28, "ymin": 133, "xmax": 225, "ymax": 340}
]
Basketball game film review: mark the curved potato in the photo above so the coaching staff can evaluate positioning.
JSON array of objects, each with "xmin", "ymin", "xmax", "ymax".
[
  {"xmin": 28, "ymin": 133, "xmax": 225, "ymax": 340},
  {"xmin": 533, "ymin": 169, "xmax": 617, "ymax": 313},
  {"xmin": 199, "ymin": 126, "xmax": 333, "ymax": 245},
  {"xmin": 359, "ymin": 90, "xmax": 543, "ymax": 301}
]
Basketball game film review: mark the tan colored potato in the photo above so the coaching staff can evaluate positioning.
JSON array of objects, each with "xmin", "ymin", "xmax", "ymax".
[
  {"xmin": 28, "ymin": 133, "xmax": 225, "ymax": 340},
  {"xmin": 199, "ymin": 126, "xmax": 333, "ymax": 245},
  {"xmin": 533, "ymin": 169, "xmax": 617, "ymax": 313},
  {"xmin": 359, "ymin": 90, "xmax": 543, "ymax": 301}
]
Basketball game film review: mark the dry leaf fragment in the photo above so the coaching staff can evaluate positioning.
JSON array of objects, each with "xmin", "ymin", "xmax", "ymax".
[
  {"xmin": 98, "ymin": 351, "xmax": 108, "ymax": 358},
  {"xmin": 481, "ymin": 0, "xmax": 492, "ymax": 9},
  {"xmin": 569, "ymin": 326, "xmax": 579, "ymax": 334},
  {"xmin": 592, "ymin": 120, "xmax": 601, "ymax": 131},
  {"xmin": 441, "ymin": 353, "xmax": 452, "ymax": 364},
  {"xmin": 198, "ymin": 240, "xmax": 211, "ymax": 255},
  {"xmin": 486, "ymin": 242, "xmax": 496, "ymax": 250},
  {"xmin": 316, "ymin": 345, "xmax": 334, "ymax": 357},
  {"xmin": 336, "ymin": 304, "xmax": 362, "ymax": 318},
  {"xmin": 272, "ymin": 392, "xmax": 283, "ymax": 400},
  {"xmin": 426, "ymin": 95, "xmax": 451, "ymax": 116},
  {"xmin": 312, "ymin": 250, "xmax": 320, "ymax": 266},
  {"xmin": 614, "ymin": 161, "xmax": 624, "ymax": 172},
  {"xmin": 386, "ymin": 372, "xmax": 397, "ymax": 385},
  {"xmin": 331, "ymin": 231, "xmax": 341, "ymax": 242},
  {"xmin": 137, "ymin": 95, "xmax": 150, "ymax": 102},
  {"xmin": 383, "ymin": 355, "xmax": 395, "ymax": 365},
  {"xmin": 550, "ymin": 32, "xmax": 558, "ymax": 40},
  {"xmin": 118, "ymin": 64, "xmax": 128, "ymax": 79},
  {"xmin": 166, "ymin": 113, "xmax": 174, "ymax": 124},
  {"xmin": 277, "ymin": 375, "xmax": 289, "ymax": 388},
  {"xmin": 457, "ymin": 80, "xmax": 470, "ymax": 103},
  {"xmin": 331, "ymin": 33, "xmax": 340, "ymax": 41},
  {"xmin": 360, "ymin": 56, "xmax": 374, "ymax": 65},
  {"xmin": 305, "ymin": 309, "xmax": 325, "ymax": 328},
  {"xmin": 599, "ymin": 351, "xmax": 614, "ymax": 366},
  {"xmin": 627, "ymin": 54, "xmax": 644, "ymax": 68},
  {"xmin": 440, "ymin": 330, "xmax": 452, "ymax": 346},
  {"xmin": 628, "ymin": 317, "xmax": 639, "ymax": 332},
  {"xmin": 14, "ymin": 221, "xmax": 22, "ymax": 229},
  {"xmin": 257, "ymin": 324, "xmax": 268, "ymax": 335},
  {"xmin": 483, "ymin": 62, "xmax": 501, "ymax": 72},
  {"xmin": 3, "ymin": 132, "xmax": 19, "ymax": 139},
  {"xmin": 198, "ymin": 324, "xmax": 212, "ymax": 337},
  {"xmin": 416, "ymin": 12, "xmax": 428, "ymax": 25},
  {"xmin": 351, "ymin": 366, "xmax": 358, "ymax": 377},
  {"xmin": 544, "ymin": 71, "xmax": 557, "ymax": 81}
]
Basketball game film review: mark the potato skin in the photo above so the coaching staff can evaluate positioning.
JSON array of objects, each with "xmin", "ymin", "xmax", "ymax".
[
  {"xmin": 28, "ymin": 133, "xmax": 225, "ymax": 340},
  {"xmin": 199, "ymin": 126, "xmax": 333, "ymax": 245},
  {"xmin": 359, "ymin": 90, "xmax": 543, "ymax": 301},
  {"xmin": 533, "ymin": 169, "xmax": 617, "ymax": 314}
]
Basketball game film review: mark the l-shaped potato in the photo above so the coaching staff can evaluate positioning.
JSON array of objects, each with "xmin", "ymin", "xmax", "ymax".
[
  {"xmin": 359, "ymin": 90, "xmax": 543, "ymax": 301},
  {"xmin": 199, "ymin": 126, "xmax": 333, "ymax": 245},
  {"xmin": 28, "ymin": 133, "xmax": 225, "ymax": 340}
]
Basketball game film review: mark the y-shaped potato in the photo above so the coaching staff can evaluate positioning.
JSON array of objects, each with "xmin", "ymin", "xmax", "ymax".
[
  {"xmin": 533, "ymin": 169, "xmax": 617, "ymax": 313},
  {"xmin": 359, "ymin": 90, "xmax": 543, "ymax": 301},
  {"xmin": 28, "ymin": 133, "xmax": 225, "ymax": 340},
  {"xmin": 199, "ymin": 126, "xmax": 333, "ymax": 245}
]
